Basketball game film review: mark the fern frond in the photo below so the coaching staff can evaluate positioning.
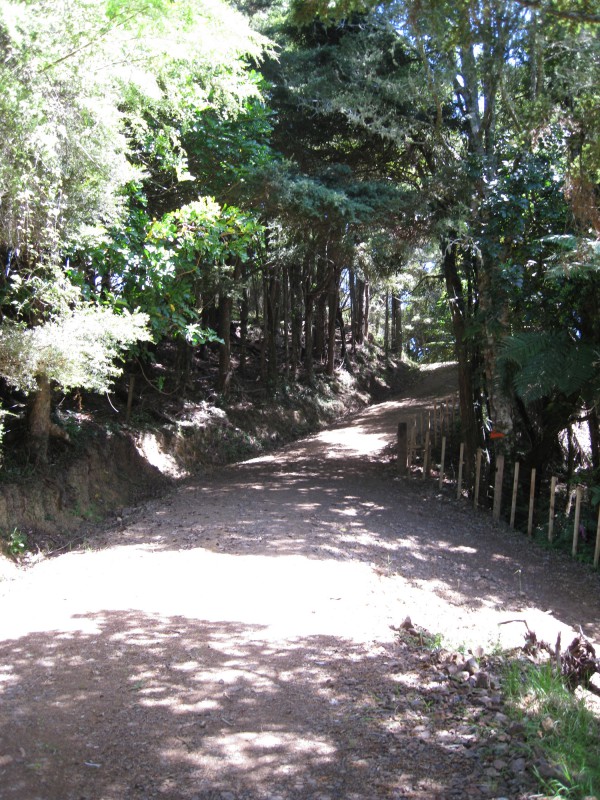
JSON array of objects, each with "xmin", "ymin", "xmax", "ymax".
[{"xmin": 498, "ymin": 332, "xmax": 597, "ymax": 403}]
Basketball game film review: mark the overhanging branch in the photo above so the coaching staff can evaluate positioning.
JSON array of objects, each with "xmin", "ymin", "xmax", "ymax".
[{"xmin": 513, "ymin": 0, "xmax": 600, "ymax": 25}]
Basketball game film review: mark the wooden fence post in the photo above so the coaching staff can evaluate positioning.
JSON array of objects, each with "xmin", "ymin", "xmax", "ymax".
[
  {"xmin": 397, "ymin": 421, "xmax": 408, "ymax": 476},
  {"xmin": 527, "ymin": 468, "xmax": 536, "ymax": 536},
  {"xmin": 493, "ymin": 454, "xmax": 505, "ymax": 521},
  {"xmin": 422, "ymin": 430, "xmax": 430, "ymax": 480},
  {"xmin": 510, "ymin": 461, "xmax": 520, "ymax": 528},
  {"xmin": 408, "ymin": 417, "xmax": 417, "ymax": 473},
  {"xmin": 548, "ymin": 476, "xmax": 557, "ymax": 542},
  {"xmin": 439, "ymin": 436, "xmax": 446, "ymax": 490},
  {"xmin": 572, "ymin": 485, "xmax": 583, "ymax": 557},
  {"xmin": 474, "ymin": 449, "xmax": 482, "ymax": 508},
  {"xmin": 566, "ymin": 487, "xmax": 575, "ymax": 518},
  {"xmin": 594, "ymin": 505, "xmax": 600, "ymax": 569},
  {"xmin": 456, "ymin": 442, "xmax": 465, "ymax": 499}
]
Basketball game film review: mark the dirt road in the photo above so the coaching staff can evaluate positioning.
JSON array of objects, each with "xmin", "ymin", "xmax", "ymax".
[{"xmin": 1, "ymin": 364, "xmax": 599, "ymax": 800}]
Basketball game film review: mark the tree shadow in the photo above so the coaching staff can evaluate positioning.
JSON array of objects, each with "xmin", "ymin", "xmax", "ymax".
[
  {"xmin": 0, "ymin": 610, "xmax": 530, "ymax": 800},
  {"xmin": 1, "ymin": 362, "xmax": 595, "ymax": 798},
  {"xmin": 118, "ymin": 434, "xmax": 600, "ymax": 646}
]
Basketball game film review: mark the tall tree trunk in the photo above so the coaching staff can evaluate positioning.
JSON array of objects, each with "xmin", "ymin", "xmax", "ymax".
[
  {"xmin": 337, "ymin": 303, "xmax": 346, "ymax": 362},
  {"xmin": 218, "ymin": 292, "xmax": 233, "ymax": 394},
  {"xmin": 260, "ymin": 273, "xmax": 268, "ymax": 382},
  {"xmin": 326, "ymin": 267, "xmax": 339, "ymax": 376},
  {"xmin": 579, "ymin": 282, "xmax": 600, "ymax": 469},
  {"xmin": 442, "ymin": 238, "xmax": 480, "ymax": 483},
  {"xmin": 282, "ymin": 263, "xmax": 290, "ymax": 377},
  {"xmin": 363, "ymin": 279, "xmax": 370, "ymax": 342},
  {"xmin": 239, "ymin": 282, "xmax": 249, "ymax": 378},
  {"xmin": 477, "ymin": 248, "xmax": 513, "ymax": 444},
  {"xmin": 252, "ymin": 271, "xmax": 262, "ymax": 326},
  {"xmin": 355, "ymin": 278, "xmax": 365, "ymax": 345},
  {"xmin": 218, "ymin": 262, "xmax": 242, "ymax": 394},
  {"xmin": 349, "ymin": 269, "xmax": 357, "ymax": 353},
  {"xmin": 452, "ymin": 2, "xmax": 512, "ymax": 451},
  {"xmin": 290, "ymin": 262, "xmax": 303, "ymax": 374},
  {"xmin": 28, "ymin": 374, "xmax": 52, "ymax": 465},
  {"xmin": 528, "ymin": 10, "xmax": 544, "ymax": 102},
  {"xmin": 395, "ymin": 296, "xmax": 403, "ymax": 355},
  {"xmin": 304, "ymin": 294, "xmax": 315, "ymax": 384},
  {"xmin": 391, "ymin": 294, "xmax": 400, "ymax": 351},
  {"xmin": 315, "ymin": 292, "xmax": 327, "ymax": 363},
  {"xmin": 265, "ymin": 268, "xmax": 279, "ymax": 391},
  {"xmin": 384, "ymin": 291, "xmax": 390, "ymax": 354},
  {"xmin": 588, "ymin": 405, "xmax": 600, "ymax": 472}
]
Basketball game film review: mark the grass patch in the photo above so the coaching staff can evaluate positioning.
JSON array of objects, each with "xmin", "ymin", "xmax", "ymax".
[
  {"xmin": 1, "ymin": 527, "xmax": 27, "ymax": 559},
  {"xmin": 503, "ymin": 659, "xmax": 600, "ymax": 799}
]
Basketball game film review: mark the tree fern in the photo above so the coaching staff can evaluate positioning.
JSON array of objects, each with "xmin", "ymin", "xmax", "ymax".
[
  {"xmin": 544, "ymin": 236, "xmax": 600, "ymax": 279},
  {"xmin": 498, "ymin": 331, "xmax": 598, "ymax": 404}
]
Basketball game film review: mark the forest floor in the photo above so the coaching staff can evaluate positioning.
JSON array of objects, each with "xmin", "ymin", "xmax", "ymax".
[{"xmin": 1, "ymin": 363, "xmax": 599, "ymax": 800}]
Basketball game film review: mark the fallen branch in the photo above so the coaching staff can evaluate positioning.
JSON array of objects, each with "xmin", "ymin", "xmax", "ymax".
[{"xmin": 500, "ymin": 619, "xmax": 600, "ymax": 690}]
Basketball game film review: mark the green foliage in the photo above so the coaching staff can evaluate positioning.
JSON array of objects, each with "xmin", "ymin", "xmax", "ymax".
[
  {"xmin": 544, "ymin": 236, "xmax": 600, "ymax": 279},
  {"xmin": 124, "ymin": 71, "xmax": 275, "ymax": 214},
  {"xmin": 1, "ymin": 527, "xmax": 27, "ymax": 559},
  {"xmin": 503, "ymin": 659, "xmax": 600, "ymax": 799},
  {"xmin": 0, "ymin": 0, "xmax": 274, "ymax": 437},
  {"xmin": 400, "ymin": 250, "xmax": 454, "ymax": 363},
  {"xmin": 267, "ymin": 170, "xmax": 402, "ymax": 227},
  {"xmin": 89, "ymin": 197, "xmax": 264, "ymax": 343},
  {"xmin": 498, "ymin": 331, "xmax": 599, "ymax": 404},
  {"xmin": 0, "ymin": 0, "xmax": 271, "ymax": 272},
  {"xmin": 0, "ymin": 306, "xmax": 151, "ymax": 394},
  {"xmin": 287, "ymin": 0, "xmax": 377, "ymax": 24},
  {"xmin": 0, "ymin": 0, "xmax": 139, "ymax": 267},
  {"xmin": 176, "ymin": 89, "xmax": 275, "ymax": 202},
  {"xmin": 0, "ymin": 404, "xmax": 18, "ymax": 463},
  {"xmin": 0, "ymin": 0, "xmax": 598, "ymax": 479}
]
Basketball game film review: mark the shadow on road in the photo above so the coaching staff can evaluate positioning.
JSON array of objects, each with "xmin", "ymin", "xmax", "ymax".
[
  {"xmin": 1, "ymin": 363, "xmax": 598, "ymax": 799},
  {"xmin": 0, "ymin": 610, "xmax": 517, "ymax": 800}
]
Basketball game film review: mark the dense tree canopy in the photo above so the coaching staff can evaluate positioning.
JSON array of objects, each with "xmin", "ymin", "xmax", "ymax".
[{"xmin": 0, "ymin": 0, "xmax": 598, "ymax": 482}]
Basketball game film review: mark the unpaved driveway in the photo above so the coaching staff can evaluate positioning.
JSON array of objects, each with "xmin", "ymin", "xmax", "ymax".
[{"xmin": 1, "ymin": 364, "xmax": 599, "ymax": 800}]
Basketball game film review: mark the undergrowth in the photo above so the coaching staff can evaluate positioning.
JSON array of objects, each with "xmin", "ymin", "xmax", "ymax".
[
  {"xmin": 502, "ymin": 659, "xmax": 600, "ymax": 799},
  {"xmin": 0, "ymin": 527, "xmax": 27, "ymax": 559}
]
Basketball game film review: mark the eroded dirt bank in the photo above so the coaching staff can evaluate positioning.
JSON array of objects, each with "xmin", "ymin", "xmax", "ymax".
[{"xmin": 1, "ymin": 364, "xmax": 599, "ymax": 800}]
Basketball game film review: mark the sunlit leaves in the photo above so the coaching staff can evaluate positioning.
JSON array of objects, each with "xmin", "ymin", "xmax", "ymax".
[
  {"xmin": 0, "ymin": 0, "xmax": 272, "ymax": 276},
  {"xmin": 92, "ymin": 197, "xmax": 264, "ymax": 342},
  {"xmin": 287, "ymin": 0, "xmax": 377, "ymax": 25},
  {"xmin": 0, "ymin": 307, "xmax": 151, "ymax": 394}
]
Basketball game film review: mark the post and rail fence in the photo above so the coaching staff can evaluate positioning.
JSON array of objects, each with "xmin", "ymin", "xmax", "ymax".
[{"xmin": 397, "ymin": 395, "xmax": 600, "ymax": 569}]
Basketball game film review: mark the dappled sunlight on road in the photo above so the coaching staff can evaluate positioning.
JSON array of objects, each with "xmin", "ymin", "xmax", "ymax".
[
  {"xmin": 191, "ymin": 730, "xmax": 337, "ymax": 782},
  {"xmin": 246, "ymin": 400, "xmax": 405, "ymax": 466},
  {"xmin": 0, "ymin": 518, "xmax": 582, "ymax": 657},
  {"xmin": 2, "ymin": 363, "xmax": 599, "ymax": 799},
  {"xmin": 315, "ymin": 426, "xmax": 390, "ymax": 458},
  {"xmin": 0, "ymin": 608, "xmax": 485, "ymax": 799},
  {"xmin": 0, "ymin": 545, "xmax": 396, "ymax": 645}
]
